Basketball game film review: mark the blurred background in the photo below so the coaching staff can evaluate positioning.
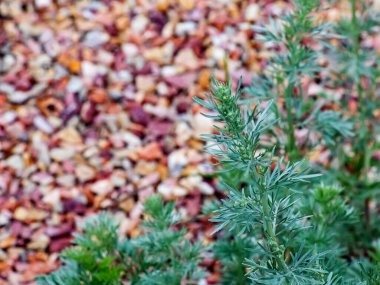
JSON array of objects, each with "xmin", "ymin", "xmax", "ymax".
[{"xmin": 0, "ymin": 0, "xmax": 379, "ymax": 284}]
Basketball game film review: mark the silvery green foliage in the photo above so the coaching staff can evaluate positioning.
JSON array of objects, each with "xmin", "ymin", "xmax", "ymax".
[
  {"xmin": 36, "ymin": 213, "xmax": 123, "ymax": 285},
  {"xmin": 36, "ymin": 1, "xmax": 380, "ymax": 284},
  {"xmin": 244, "ymin": 0, "xmax": 353, "ymax": 154},
  {"xmin": 37, "ymin": 195, "xmax": 204, "ymax": 285},
  {"xmin": 328, "ymin": 0, "xmax": 380, "ymax": 269},
  {"xmin": 196, "ymin": 78, "xmax": 337, "ymax": 284}
]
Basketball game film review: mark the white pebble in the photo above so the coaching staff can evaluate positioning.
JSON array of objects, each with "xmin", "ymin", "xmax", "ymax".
[
  {"xmin": 6, "ymin": 155, "xmax": 24, "ymax": 171},
  {"xmin": 245, "ymin": 4, "xmax": 260, "ymax": 21},
  {"xmin": 35, "ymin": 0, "xmax": 51, "ymax": 8},
  {"xmin": 91, "ymin": 180, "xmax": 113, "ymax": 195},
  {"xmin": 175, "ymin": 22, "xmax": 197, "ymax": 36},
  {"xmin": 50, "ymin": 148, "xmax": 75, "ymax": 161},
  {"xmin": 83, "ymin": 30, "xmax": 110, "ymax": 47},
  {"xmin": 67, "ymin": 77, "xmax": 84, "ymax": 93},
  {"xmin": 34, "ymin": 116, "xmax": 54, "ymax": 134}
]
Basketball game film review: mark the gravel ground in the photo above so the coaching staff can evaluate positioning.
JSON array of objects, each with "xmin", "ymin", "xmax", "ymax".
[{"xmin": 0, "ymin": 0, "xmax": 379, "ymax": 284}]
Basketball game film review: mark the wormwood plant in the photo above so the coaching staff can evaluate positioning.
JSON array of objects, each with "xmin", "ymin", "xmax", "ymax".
[
  {"xmin": 196, "ymin": 77, "xmax": 380, "ymax": 284},
  {"xmin": 328, "ymin": 0, "xmax": 380, "ymax": 256},
  {"xmin": 36, "ymin": 195, "xmax": 203, "ymax": 285},
  {"xmin": 298, "ymin": 184, "xmax": 356, "ymax": 278},
  {"xmin": 202, "ymin": 197, "xmax": 255, "ymax": 284},
  {"xmin": 244, "ymin": 0, "xmax": 353, "ymax": 158},
  {"xmin": 194, "ymin": 1, "xmax": 355, "ymax": 283},
  {"xmin": 36, "ymin": 1, "xmax": 380, "ymax": 284},
  {"xmin": 196, "ymin": 79, "xmax": 342, "ymax": 284}
]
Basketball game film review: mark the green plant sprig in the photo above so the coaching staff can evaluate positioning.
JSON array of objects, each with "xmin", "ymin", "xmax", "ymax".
[
  {"xmin": 36, "ymin": 195, "xmax": 204, "ymax": 285},
  {"xmin": 245, "ymin": 0, "xmax": 353, "ymax": 159},
  {"xmin": 196, "ymin": 78, "xmax": 337, "ymax": 284},
  {"xmin": 329, "ymin": 0, "xmax": 380, "ymax": 257}
]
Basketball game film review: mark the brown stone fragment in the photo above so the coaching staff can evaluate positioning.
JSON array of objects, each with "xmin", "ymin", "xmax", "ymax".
[
  {"xmin": 89, "ymin": 88, "xmax": 108, "ymax": 104},
  {"xmin": 198, "ymin": 69, "xmax": 211, "ymax": 89},
  {"xmin": 49, "ymin": 237, "xmax": 72, "ymax": 253},
  {"xmin": 137, "ymin": 142, "xmax": 163, "ymax": 160}
]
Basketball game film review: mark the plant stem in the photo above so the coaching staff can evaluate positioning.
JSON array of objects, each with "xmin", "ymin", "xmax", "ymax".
[
  {"xmin": 285, "ymin": 84, "xmax": 296, "ymax": 161},
  {"xmin": 351, "ymin": 0, "xmax": 358, "ymax": 50},
  {"xmin": 351, "ymin": 0, "xmax": 371, "ymax": 229},
  {"xmin": 261, "ymin": 192, "xmax": 288, "ymax": 270}
]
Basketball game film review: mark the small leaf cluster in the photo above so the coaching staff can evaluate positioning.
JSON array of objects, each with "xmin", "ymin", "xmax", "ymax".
[
  {"xmin": 332, "ymin": 1, "xmax": 380, "ymax": 84},
  {"xmin": 37, "ymin": 195, "xmax": 203, "ymax": 285},
  {"xmin": 36, "ymin": 213, "xmax": 122, "ymax": 285},
  {"xmin": 195, "ymin": 79, "xmax": 274, "ymax": 172},
  {"xmin": 326, "ymin": 0, "xmax": 380, "ymax": 258},
  {"xmin": 213, "ymin": 234, "xmax": 255, "ymax": 285},
  {"xmin": 245, "ymin": 0, "xmax": 353, "ymax": 153}
]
